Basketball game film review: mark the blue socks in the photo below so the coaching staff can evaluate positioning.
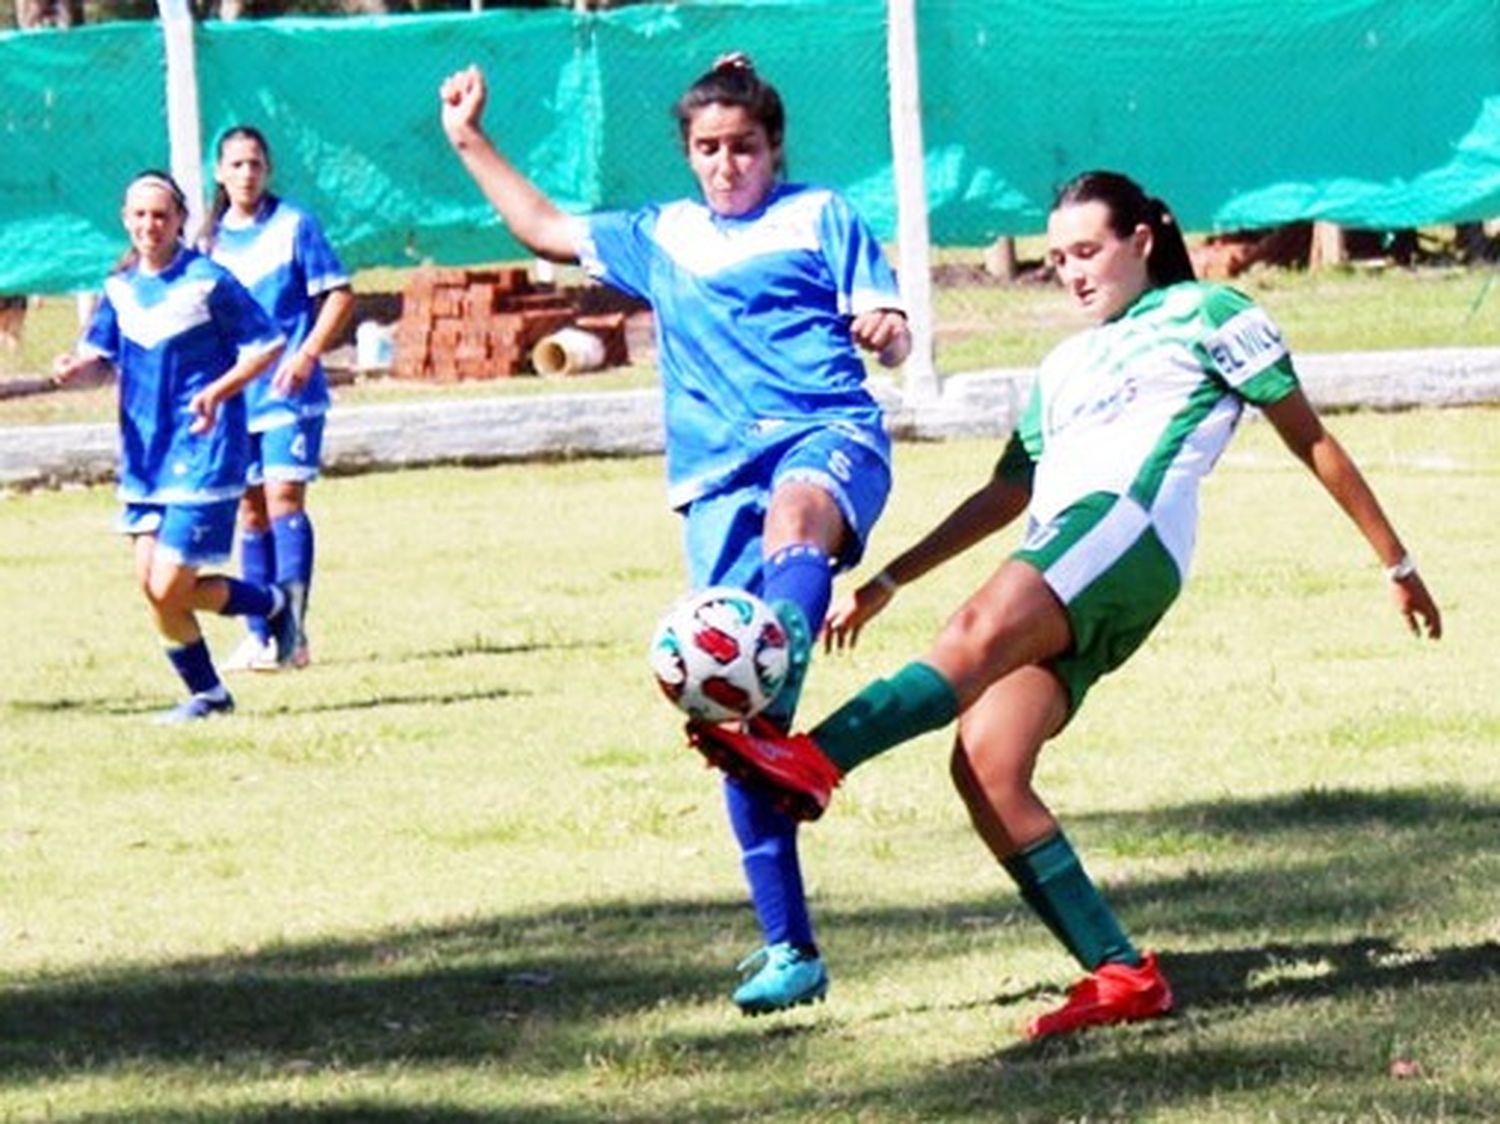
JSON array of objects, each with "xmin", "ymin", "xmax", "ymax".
[
  {"xmin": 165, "ymin": 638, "xmax": 222, "ymax": 697},
  {"xmin": 726, "ymin": 778, "xmax": 814, "ymax": 949},
  {"xmin": 272, "ymin": 512, "xmax": 315, "ymax": 591},
  {"xmin": 218, "ymin": 577, "xmax": 280, "ymax": 619},
  {"xmin": 234, "ymin": 512, "xmax": 313, "ymax": 638},
  {"xmin": 239, "ymin": 528, "xmax": 274, "ymax": 641},
  {"xmin": 728, "ymin": 544, "xmax": 835, "ymax": 955}
]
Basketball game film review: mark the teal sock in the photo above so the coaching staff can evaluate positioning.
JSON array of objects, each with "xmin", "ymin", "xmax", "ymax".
[
  {"xmin": 810, "ymin": 661, "xmax": 959, "ymax": 773},
  {"xmin": 1001, "ymin": 832, "xmax": 1140, "ymax": 971}
]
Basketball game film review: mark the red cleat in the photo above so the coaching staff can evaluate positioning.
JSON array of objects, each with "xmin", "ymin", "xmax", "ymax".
[
  {"xmin": 1025, "ymin": 951, "xmax": 1174, "ymax": 1040},
  {"xmin": 686, "ymin": 720, "xmax": 843, "ymax": 821}
]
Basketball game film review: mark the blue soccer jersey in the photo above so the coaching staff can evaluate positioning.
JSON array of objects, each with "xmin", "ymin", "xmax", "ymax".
[
  {"xmin": 579, "ymin": 183, "xmax": 903, "ymax": 508},
  {"xmin": 83, "ymin": 247, "xmax": 285, "ymax": 504},
  {"xmin": 208, "ymin": 196, "xmax": 349, "ymax": 432}
]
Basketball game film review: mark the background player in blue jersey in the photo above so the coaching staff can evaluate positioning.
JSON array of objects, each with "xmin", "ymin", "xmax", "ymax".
[
  {"xmin": 200, "ymin": 125, "xmax": 354, "ymax": 673},
  {"xmin": 441, "ymin": 54, "xmax": 912, "ymax": 1013},
  {"xmin": 53, "ymin": 170, "xmax": 297, "ymax": 724},
  {"xmin": 690, "ymin": 170, "xmax": 1443, "ymax": 1038}
]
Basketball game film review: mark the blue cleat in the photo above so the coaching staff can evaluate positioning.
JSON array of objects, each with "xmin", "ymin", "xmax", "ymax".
[
  {"xmin": 731, "ymin": 942, "xmax": 829, "ymax": 1015},
  {"xmin": 155, "ymin": 692, "xmax": 235, "ymax": 725},
  {"xmin": 269, "ymin": 582, "xmax": 305, "ymax": 668}
]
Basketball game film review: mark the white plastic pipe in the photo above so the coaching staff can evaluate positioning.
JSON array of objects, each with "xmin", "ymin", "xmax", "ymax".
[
  {"xmin": 532, "ymin": 327, "xmax": 607, "ymax": 375},
  {"xmin": 886, "ymin": 0, "xmax": 938, "ymax": 402},
  {"xmin": 159, "ymin": 0, "xmax": 205, "ymax": 238}
]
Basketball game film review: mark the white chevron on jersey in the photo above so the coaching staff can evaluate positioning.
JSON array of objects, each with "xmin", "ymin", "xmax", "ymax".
[
  {"xmin": 652, "ymin": 190, "xmax": 827, "ymax": 277},
  {"xmin": 104, "ymin": 275, "xmax": 216, "ymax": 350},
  {"xmin": 212, "ymin": 204, "xmax": 300, "ymax": 290}
]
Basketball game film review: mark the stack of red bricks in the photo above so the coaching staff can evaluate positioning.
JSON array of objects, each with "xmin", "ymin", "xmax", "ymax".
[{"xmin": 392, "ymin": 266, "xmax": 580, "ymax": 381}]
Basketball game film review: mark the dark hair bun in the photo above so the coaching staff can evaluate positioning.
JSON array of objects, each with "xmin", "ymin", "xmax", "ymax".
[{"xmin": 712, "ymin": 51, "xmax": 754, "ymax": 74}]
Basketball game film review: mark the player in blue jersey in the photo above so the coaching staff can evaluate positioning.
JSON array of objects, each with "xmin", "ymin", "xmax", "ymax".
[
  {"xmin": 53, "ymin": 170, "xmax": 298, "ymax": 724},
  {"xmin": 441, "ymin": 54, "xmax": 911, "ymax": 1014},
  {"xmin": 688, "ymin": 171, "xmax": 1443, "ymax": 1038},
  {"xmin": 200, "ymin": 125, "xmax": 354, "ymax": 673}
]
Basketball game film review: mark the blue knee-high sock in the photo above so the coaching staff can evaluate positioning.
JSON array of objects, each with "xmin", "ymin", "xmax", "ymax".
[
  {"xmin": 217, "ymin": 577, "xmax": 280, "ymax": 619},
  {"xmin": 273, "ymin": 512, "xmax": 314, "ymax": 638},
  {"xmin": 272, "ymin": 511, "xmax": 315, "ymax": 592},
  {"xmin": 726, "ymin": 777, "xmax": 815, "ymax": 951},
  {"xmin": 723, "ymin": 544, "xmax": 832, "ymax": 955},
  {"xmin": 239, "ymin": 529, "xmax": 274, "ymax": 642},
  {"xmin": 165, "ymin": 638, "xmax": 223, "ymax": 697},
  {"xmin": 760, "ymin": 544, "xmax": 833, "ymax": 728}
]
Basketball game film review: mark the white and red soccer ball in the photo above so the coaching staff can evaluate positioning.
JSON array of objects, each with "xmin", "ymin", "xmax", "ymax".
[{"xmin": 649, "ymin": 587, "xmax": 791, "ymax": 723}]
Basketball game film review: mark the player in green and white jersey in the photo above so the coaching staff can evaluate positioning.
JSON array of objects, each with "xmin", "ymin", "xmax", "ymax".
[{"xmin": 687, "ymin": 170, "xmax": 1442, "ymax": 1039}]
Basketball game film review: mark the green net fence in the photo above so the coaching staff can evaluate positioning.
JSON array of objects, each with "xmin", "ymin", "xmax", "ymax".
[{"xmin": 2, "ymin": 0, "xmax": 1497, "ymax": 295}]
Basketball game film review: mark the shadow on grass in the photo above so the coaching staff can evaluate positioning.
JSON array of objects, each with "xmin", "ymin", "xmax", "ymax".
[
  {"xmin": 7, "ymin": 694, "xmax": 163, "ymax": 716},
  {"xmin": 262, "ymin": 685, "xmax": 528, "ymax": 715},
  {"xmin": 1, "ymin": 636, "xmax": 597, "ymax": 714},
  {"xmin": 4, "ymin": 784, "xmax": 1498, "ymax": 1121},
  {"xmin": 355, "ymin": 637, "xmax": 605, "ymax": 668},
  {"xmin": 6, "ymin": 684, "xmax": 527, "ymax": 719},
  {"xmin": 5, "ymin": 636, "xmax": 582, "ymax": 717}
]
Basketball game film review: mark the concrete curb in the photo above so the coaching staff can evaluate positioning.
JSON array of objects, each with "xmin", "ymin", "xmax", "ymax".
[{"xmin": 2, "ymin": 347, "xmax": 1497, "ymax": 491}]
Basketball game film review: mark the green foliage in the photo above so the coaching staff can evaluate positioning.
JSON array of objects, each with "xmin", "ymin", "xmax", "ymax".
[{"xmin": 1, "ymin": 409, "xmax": 1497, "ymax": 1119}]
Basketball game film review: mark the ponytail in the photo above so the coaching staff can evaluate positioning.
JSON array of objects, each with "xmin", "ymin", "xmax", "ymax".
[
  {"xmin": 1142, "ymin": 195, "xmax": 1195, "ymax": 286},
  {"xmin": 1053, "ymin": 170, "xmax": 1196, "ymax": 287}
]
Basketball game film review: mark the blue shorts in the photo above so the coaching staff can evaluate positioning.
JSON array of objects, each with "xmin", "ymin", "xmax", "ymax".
[
  {"xmin": 117, "ymin": 499, "xmax": 239, "ymax": 568},
  {"xmin": 683, "ymin": 424, "xmax": 892, "ymax": 592},
  {"xmin": 247, "ymin": 415, "xmax": 325, "ymax": 486}
]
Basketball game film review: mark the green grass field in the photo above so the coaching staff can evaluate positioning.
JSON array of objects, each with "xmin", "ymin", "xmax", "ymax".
[{"xmin": 2, "ymin": 408, "xmax": 1497, "ymax": 1121}]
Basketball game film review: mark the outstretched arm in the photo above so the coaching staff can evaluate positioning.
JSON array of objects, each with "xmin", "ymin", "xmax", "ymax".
[
  {"xmin": 1261, "ymin": 387, "xmax": 1441, "ymax": 639},
  {"xmin": 439, "ymin": 66, "xmax": 582, "ymax": 263},
  {"xmin": 824, "ymin": 471, "xmax": 1030, "ymax": 651}
]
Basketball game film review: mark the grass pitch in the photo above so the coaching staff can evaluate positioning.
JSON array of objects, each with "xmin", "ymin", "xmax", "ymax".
[{"xmin": 1, "ymin": 408, "xmax": 1498, "ymax": 1121}]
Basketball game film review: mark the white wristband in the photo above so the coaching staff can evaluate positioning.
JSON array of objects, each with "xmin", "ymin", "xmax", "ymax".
[
  {"xmin": 870, "ymin": 569, "xmax": 900, "ymax": 595},
  {"xmin": 1384, "ymin": 554, "xmax": 1417, "ymax": 582}
]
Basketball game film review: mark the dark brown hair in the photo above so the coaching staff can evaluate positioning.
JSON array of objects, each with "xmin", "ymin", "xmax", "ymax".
[
  {"xmin": 674, "ymin": 53, "xmax": 786, "ymax": 171},
  {"xmin": 198, "ymin": 124, "xmax": 277, "ymax": 250},
  {"xmin": 1053, "ymin": 170, "xmax": 1196, "ymax": 286}
]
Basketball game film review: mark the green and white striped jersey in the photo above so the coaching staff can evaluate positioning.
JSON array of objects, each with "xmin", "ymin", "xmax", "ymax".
[{"xmin": 1008, "ymin": 281, "xmax": 1298, "ymax": 577}]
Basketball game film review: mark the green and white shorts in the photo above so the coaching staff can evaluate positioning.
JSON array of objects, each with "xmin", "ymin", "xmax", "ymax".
[{"xmin": 1012, "ymin": 491, "xmax": 1183, "ymax": 713}]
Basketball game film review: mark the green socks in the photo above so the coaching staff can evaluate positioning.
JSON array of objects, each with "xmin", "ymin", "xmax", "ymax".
[
  {"xmin": 810, "ymin": 661, "xmax": 959, "ymax": 773},
  {"xmin": 1001, "ymin": 831, "xmax": 1141, "ymax": 971}
]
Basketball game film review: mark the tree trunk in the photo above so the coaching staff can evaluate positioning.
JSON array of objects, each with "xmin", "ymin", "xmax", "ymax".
[
  {"xmin": 982, "ymin": 236, "xmax": 1018, "ymax": 282},
  {"xmin": 15, "ymin": 0, "xmax": 83, "ymax": 27},
  {"xmin": 1308, "ymin": 221, "xmax": 1347, "ymax": 270}
]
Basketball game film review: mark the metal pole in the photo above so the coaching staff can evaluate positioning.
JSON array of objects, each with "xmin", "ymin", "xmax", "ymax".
[
  {"xmin": 158, "ymin": 0, "xmax": 205, "ymax": 239},
  {"xmin": 885, "ymin": 0, "xmax": 938, "ymax": 401}
]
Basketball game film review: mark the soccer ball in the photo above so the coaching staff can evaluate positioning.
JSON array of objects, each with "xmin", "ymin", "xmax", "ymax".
[{"xmin": 649, "ymin": 587, "xmax": 792, "ymax": 723}]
